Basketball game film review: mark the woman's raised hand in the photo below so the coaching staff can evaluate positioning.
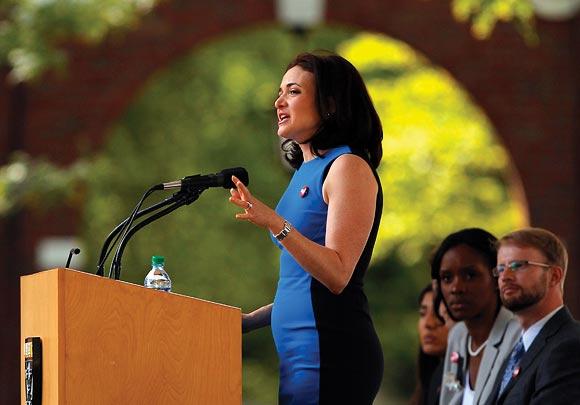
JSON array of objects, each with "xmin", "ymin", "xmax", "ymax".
[{"xmin": 229, "ymin": 175, "xmax": 280, "ymax": 230}]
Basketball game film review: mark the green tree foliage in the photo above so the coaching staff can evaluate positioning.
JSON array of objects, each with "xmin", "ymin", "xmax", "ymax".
[
  {"xmin": 0, "ymin": 0, "xmax": 159, "ymax": 82},
  {"xmin": 78, "ymin": 28, "xmax": 525, "ymax": 403},
  {"xmin": 451, "ymin": 0, "xmax": 537, "ymax": 42},
  {"xmin": 339, "ymin": 33, "xmax": 526, "ymax": 265},
  {"xmin": 0, "ymin": 151, "xmax": 88, "ymax": 215}
]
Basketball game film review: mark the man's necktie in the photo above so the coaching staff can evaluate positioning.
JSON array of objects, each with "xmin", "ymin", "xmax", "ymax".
[{"xmin": 498, "ymin": 337, "xmax": 525, "ymax": 395}]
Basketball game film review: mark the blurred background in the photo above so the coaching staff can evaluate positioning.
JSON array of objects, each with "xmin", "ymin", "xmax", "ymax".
[{"xmin": 1, "ymin": 0, "xmax": 579, "ymax": 403}]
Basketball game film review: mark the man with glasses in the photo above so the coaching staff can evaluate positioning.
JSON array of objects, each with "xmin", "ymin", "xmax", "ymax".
[{"xmin": 486, "ymin": 227, "xmax": 580, "ymax": 404}]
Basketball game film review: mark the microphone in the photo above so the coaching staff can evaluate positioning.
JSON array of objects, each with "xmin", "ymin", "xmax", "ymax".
[
  {"xmin": 160, "ymin": 167, "xmax": 249, "ymax": 190},
  {"xmin": 106, "ymin": 167, "xmax": 250, "ymax": 280},
  {"xmin": 65, "ymin": 248, "xmax": 81, "ymax": 268}
]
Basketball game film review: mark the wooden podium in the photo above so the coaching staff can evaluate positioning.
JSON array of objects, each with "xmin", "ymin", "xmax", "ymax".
[{"xmin": 21, "ymin": 268, "xmax": 241, "ymax": 404}]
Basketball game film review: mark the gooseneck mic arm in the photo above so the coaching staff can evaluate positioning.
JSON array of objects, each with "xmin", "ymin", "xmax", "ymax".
[
  {"xmin": 109, "ymin": 188, "xmax": 203, "ymax": 280},
  {"xmin": 96, "ymin": 185, "xmax": 161, "ymax": 276},
  {"xmin": 96, "ymin": 194, "xmax": 176, "ymax": 276},
  {"xmin": 97, "ymin": 166, "xmax": 249, "ymax": 280}
]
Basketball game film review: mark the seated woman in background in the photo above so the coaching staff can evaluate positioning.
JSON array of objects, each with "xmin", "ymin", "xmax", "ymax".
[
  {"xmin": 411, "ymin": 283, "xmax": 453, "ymax": 405},
  {"xmin": 432, "ymin": 228, "xmax": 521, "ymax": 405}
]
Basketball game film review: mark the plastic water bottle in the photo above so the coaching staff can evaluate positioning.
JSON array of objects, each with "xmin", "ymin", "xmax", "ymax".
[{"xmin": 144, "ymin": 255, "xmax": 172, "ymax": 292}]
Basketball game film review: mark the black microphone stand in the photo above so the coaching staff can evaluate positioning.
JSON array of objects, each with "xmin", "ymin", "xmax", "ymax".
[
  {"xmin": 109, "ymin": 186, "xmax": 205, "ymax": 280},
  {"xmin": 96, "ymin": 194, "xmax": 176, "ymax": 276}
]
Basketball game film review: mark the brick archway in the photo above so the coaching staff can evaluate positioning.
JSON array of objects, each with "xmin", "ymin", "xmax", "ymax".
[{"xmin": 1, "ymin": 0, "xmax": 579, "ymax": 402}]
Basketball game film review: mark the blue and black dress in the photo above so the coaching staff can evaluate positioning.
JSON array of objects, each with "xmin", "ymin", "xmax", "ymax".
[{"xmin": 271, "ymin": 145, "xmax": 384, "ymax": 404}]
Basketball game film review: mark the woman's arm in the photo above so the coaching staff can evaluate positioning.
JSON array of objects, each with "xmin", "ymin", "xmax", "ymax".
[
  {"xmin": 230, "ymin": 154, "xmax": 377, "ymax": 294},
  {"xmin": 243, "ymin": 303, "xmax": 273, "ymax": 333}
]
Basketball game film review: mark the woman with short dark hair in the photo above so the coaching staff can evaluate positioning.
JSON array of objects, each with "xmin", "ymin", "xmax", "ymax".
[{"xmin": 228, "ymin": 51, "xmax": 383, "ymax": 404}]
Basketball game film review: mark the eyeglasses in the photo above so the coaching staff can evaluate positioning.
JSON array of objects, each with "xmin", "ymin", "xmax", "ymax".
[{"xmin": 492, "ymin": 260, "xmax": 552, "ymax": 277}]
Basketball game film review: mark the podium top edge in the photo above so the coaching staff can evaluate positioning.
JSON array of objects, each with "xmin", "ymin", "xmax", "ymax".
[{"xmin": 21, "ymin": 268, "xmax": 241, "ymax": 312}]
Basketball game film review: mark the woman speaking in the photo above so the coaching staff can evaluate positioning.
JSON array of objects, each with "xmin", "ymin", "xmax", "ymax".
[{"xmin": 228, "ymin": 51, "xmax": 384, "ymax": 404}]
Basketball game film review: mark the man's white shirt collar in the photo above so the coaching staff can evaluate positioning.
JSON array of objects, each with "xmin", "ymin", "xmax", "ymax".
[{"xmin": 521, "ymin": 305, "xmax": 563, "ymax": 351}]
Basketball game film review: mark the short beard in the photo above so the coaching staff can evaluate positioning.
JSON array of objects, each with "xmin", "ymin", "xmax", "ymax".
[
  {"xmin": 503, "ymin": 289, "xmax": 544, "ymax": 312},
  {"xmin": 502, "ymin": 273, "xmax": 548, "ymax": 313}
]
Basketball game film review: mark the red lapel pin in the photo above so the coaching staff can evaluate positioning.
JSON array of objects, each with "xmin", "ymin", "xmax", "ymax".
[{"xmin": 300, "ymin": 186, "xmax": 309, "ymax": 198}]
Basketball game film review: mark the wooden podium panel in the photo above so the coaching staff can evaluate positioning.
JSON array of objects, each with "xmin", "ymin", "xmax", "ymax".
[{"xmin": 21, "ymin": 268, "xmax": 241, "ymax": 404}]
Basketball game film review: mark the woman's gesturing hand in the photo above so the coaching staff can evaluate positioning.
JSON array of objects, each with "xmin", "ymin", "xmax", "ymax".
[{"xmin": 229, "ymin": 175, "xmax": 283, "ymax": 231}]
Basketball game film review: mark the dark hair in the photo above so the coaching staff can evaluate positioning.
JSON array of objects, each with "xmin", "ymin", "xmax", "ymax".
[
  {"xmin": 411, "ymin": 350, "xmax": 441, "ymax": 405},
  {"xmin": 430, "ymin": 228, "xmax": 499, "ymax": 322},
  {"xmin": 418, "ymin": 283, "xmax": 433, "ymax": 305},
  {"xmin": 281, "ymin": 51, "xmax": 383, "ymax": 169},
  {"xmin": 411, "ymin": 283, "xmax": 442, "ymax": 405}
]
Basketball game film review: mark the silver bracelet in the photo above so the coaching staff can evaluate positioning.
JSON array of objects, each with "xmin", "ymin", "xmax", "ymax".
[{"xmin": 273, "ymin": 221, "xmax": 292, "ymax": 241}]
